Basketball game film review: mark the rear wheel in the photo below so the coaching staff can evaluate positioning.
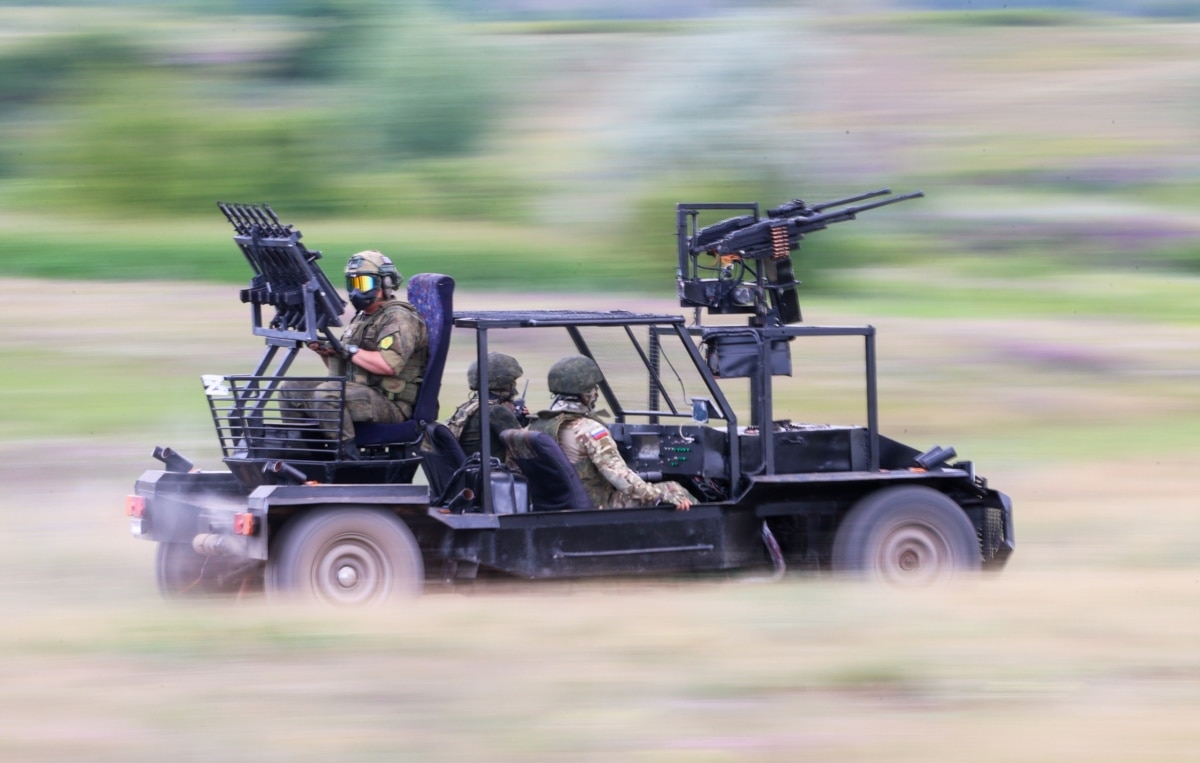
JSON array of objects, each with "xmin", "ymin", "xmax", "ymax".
[
  {"xmin": 266, "ymin": 508, "xmax": 423, "ymax": 606},
  {"xmin": 832, "ymin": 486, "xmax": 980, "ymax": 585}
]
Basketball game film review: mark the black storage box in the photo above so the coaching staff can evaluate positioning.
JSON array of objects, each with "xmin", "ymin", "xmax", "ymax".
[{"xmin": 703, "ymin": 332, "xmax": 792, "ymax": 378}]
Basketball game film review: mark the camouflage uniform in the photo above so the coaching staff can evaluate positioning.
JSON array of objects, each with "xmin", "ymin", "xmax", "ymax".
[
  {"xmin": 447, "ymin": 394, "xmax": 524, "ymax": 460},
  {"xmin": 530, "ymin": 399, "xmax": 695, "ymax": 509},
  {"xmin": 446, "ymin": 352, "xmax": 526, "ymax": 460},
  {"xmin": 288, "ymin": 299, "xmax": 428, "ymax": 440}
]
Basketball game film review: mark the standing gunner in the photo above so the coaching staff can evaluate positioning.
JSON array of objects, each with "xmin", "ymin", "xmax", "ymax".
[
  {"xmin": 529, "ymin": 355, "xmax": 695, "ymax": 511},
  {"xmin": 286, "ymin": 250, "xmax": 428, "ymax": 460}
]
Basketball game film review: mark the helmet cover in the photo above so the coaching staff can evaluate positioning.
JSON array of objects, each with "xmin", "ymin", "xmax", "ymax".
[
  {"xmin": 547, "ymin": 355, "xmax": 604, "ymax": 396},
  {"xmin": 468, "ymin": 352, "xmax": 524, "ymax": 393}
]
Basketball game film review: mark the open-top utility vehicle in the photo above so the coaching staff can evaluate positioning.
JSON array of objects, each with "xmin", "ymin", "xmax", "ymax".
[{"xmin": 127, "ymin": 193, "xmax": 1013, "ymax": 604}]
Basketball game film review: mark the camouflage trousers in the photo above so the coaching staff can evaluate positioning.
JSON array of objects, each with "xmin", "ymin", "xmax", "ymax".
[{"xmin": 281, "ymin": 379, "xmax": 410, "ymax": 441}]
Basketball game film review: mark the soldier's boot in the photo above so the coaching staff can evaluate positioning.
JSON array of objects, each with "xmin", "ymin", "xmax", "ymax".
[{"xmin": 338, "ymin": 437, "xmax": 363, "ymax": 461}]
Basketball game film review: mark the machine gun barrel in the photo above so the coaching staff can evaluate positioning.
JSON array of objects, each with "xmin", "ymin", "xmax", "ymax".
[
  {"xmin": 768, "ymin": 187, "xmax": 892, "ymax": 218},
  {"xmin": 809, "ymin": 187, "xmax": 894, "ymax": 213},
  {"xmin": 219, "ymin": 201, "xmax": 294, "ymax": 239},
  {"xmin": 715, "ymin": 190, "xmax": 923, "ymax": 258},
  {"xmin": 797, "ymin": 189, "xmax": 924, "ymax": 229}
]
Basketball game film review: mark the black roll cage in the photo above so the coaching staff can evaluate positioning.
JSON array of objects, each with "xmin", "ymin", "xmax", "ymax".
[{"xmin": 453, "ymin": 309, "xmax": 882, "ymax": 514}]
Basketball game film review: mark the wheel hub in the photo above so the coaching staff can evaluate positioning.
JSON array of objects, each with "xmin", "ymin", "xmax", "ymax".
[
  {"xmin": 879, "ymin": 525, "xmax": 945, "ymax": 585},
  {"xmin": 312, "ymin": 539, "xmax": 393, "ymax": 605},
  {"xmin": 336, "ymin": 564, "xmax": 359, "ymax": 588}
]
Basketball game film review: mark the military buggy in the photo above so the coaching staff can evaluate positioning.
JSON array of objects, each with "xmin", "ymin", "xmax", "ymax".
[{"xmin": 127, "ymin": 195, "xmax": 1013, "ymax": 605}]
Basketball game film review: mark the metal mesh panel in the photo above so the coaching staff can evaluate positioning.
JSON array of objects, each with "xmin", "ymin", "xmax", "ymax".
[{"xmin": 203, "ymin": 374, "xmax": 343, "ymax": 461}]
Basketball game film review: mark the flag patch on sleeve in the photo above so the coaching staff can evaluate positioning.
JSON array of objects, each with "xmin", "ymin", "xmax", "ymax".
[{"xmin": 589, "ymin": 427, "xmax": 610, "ymax": 441}]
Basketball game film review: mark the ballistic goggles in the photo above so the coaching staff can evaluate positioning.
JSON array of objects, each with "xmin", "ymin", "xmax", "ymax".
[{"xmin": 347, "ymin": 273, "xmax": 380, "ymax": 293}]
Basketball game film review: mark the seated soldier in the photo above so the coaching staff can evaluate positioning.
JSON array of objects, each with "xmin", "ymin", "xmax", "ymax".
[
  {"xmin": 529, "ymin": 355, "xmax": 695, "ymax": 511},
  {"xmin": 285, "ymin": 250, "xmax": 428, "ymax": 460},
  {"xmin": 446, "ymin": 352, "xmax": 528, "ymax": 462}
]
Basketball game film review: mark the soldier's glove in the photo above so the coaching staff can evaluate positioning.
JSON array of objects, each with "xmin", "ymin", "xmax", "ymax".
[
  {"xmin": 309, "ymin": 340, "xmax": 338, "ymax": 358},
  {"xmin": 658, "ymin": 483, "xmax": 694, "ymax": 512}
]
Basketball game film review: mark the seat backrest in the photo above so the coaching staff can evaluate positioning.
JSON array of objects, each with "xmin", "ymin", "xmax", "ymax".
[
  {"xmin": 404, "ymin": 272, "xmax": 455, "ymax": 425},
  {"xmin": 355, "ymin": 273, "xmax": 455, "ymax": 446},
  {"xmin": 500, "ymin": 429, "xmax": 593, "ymax": 512},
  {"xmin": 420, "ymin": 422, "xmax": 467, "ymax": 500}
]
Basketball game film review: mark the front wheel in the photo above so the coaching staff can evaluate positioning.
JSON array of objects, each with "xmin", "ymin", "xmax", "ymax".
[
  {"xmin": 831, "ymin": 486, "xmax": 981, "ymax": 585},
  {"xmin": 266, "ymin": 508, "xmax": 423, "ymax": 606}
]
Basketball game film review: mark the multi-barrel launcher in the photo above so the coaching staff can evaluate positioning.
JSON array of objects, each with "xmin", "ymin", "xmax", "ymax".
[{"xmin": 217, "ymin": 201, "xmax": 348, "ymax": 377}]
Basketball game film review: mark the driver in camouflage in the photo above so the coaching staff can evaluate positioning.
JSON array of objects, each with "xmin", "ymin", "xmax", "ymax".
[
  {"xmin": 285, "ymin": 250, "xmax": 428, "ymax": 460},
  {"xmin": 529, "ymin": 355, "xmax": 695, "ymax": 511}
]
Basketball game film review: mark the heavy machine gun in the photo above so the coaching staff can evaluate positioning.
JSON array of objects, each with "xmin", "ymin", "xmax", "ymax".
[{"xmin": 677, "ymin": 188, "xmax": 923, "ymax": 326}]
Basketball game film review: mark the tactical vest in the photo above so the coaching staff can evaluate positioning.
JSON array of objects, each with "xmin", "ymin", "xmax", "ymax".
[
  {"xmin": 342, "ymin": 301, "xmax": 427, "ymax": 407},
  {"xmin": 529, "ymin": 411, "xmax": 617, "ymax": 507},
  {"xmin": 446, "ymin": 396, "xmax": 480, "ymax": 442}
]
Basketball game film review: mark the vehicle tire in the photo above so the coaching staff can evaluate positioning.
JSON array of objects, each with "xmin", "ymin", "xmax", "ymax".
[
  {"xmin": 831, "ymin": 486, "xmax": 981, "ymax": 585},
  {"xmin": 266, "ymin": 508, "xmax": 423, "ymax": 606},
  {"xmin": 155, "ymin": 541, "xmax": 246, "ymax": 598}
]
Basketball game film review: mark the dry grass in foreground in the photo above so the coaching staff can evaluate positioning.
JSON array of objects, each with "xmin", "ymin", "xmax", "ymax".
[
  {"xmin": 0, "ymin": 450, "xmax": 1196, "ymax": 762},
  {"xmin": 0, "ymin": 565, "xmax": 1196, "ymax": 762}
]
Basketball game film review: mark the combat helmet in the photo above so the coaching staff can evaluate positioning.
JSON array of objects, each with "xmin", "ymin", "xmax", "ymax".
[
  {"xmin": 547, "ymin": 355, "xmax": 604, "ymax": 396},
  {"xmin": 344, "ymin": 250, "xmax": 401, "ymax": 309},
  {"xmin": 468, "ymin": 352, "xmax": 524, "ymax": 395}
]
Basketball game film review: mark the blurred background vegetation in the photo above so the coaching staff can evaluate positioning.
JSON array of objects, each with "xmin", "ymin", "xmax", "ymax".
[{"xmin": 0, "ymin": 0, "xmax": 1197, "ymax": 302}]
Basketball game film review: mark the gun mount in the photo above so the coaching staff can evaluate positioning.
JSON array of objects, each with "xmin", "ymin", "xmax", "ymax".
[
  {"xmin": 218, "ymin": 202, "xmax": 347, "ymax": 377},
  {"xmin": 676, "ymin": 188, "xmax": 923, "ymax": 326}
]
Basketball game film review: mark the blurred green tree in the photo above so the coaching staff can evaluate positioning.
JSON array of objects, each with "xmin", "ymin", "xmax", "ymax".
[
  {"xmin": 268, "ymin": 0, "xmax": 389, "ymax": 80},
  {"xmin": 7, "ymin": 4, "xmax": 516, "ymax": 216},
  {"xmin": 0, "ymin": 32, "xmax": 141, "ymax": 112},
  {"xmin": 353, "ymin": 8, "xmax": 505, "ymax": 158},
  {"xmin": 32, "ymin": 70, "xmax": 339, "ymax": 214}
]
